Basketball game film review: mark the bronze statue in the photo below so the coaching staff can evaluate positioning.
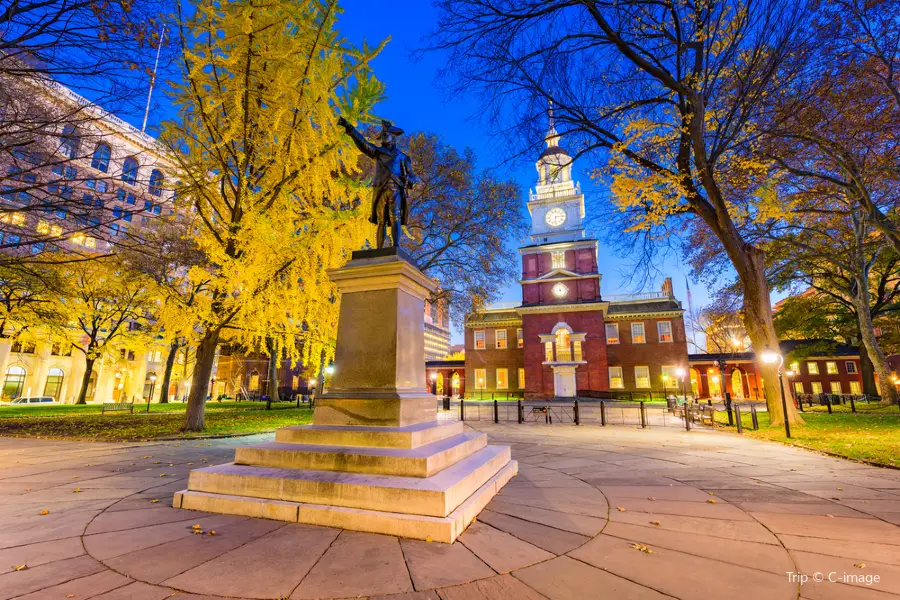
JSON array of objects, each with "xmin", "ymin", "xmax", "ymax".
[{"xmin": 338, "ymin": 117, "xmax": 417, "ymax": 248}]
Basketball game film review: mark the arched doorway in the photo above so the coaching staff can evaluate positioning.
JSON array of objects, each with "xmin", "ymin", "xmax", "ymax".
[
  {"xmin": 708, "ymin": 369, "xmax": 722, "ymax": 397},
  {"xmin": 3, "ymin": 366, "xmax": 26, "ymax": 398},
  {"xmin": 451, "ymin": 372, "xmax": 461, "ymax": 397},
  {"xmin": 690, "ymin": 368, "xmax": 701, "ymax": 397},
  {"xmin": 44, "ymin": 368, "xmax": 64, "ymax": 399},
  {"xmin": 436, "ymin": 373, "xmax": 444, "ymax": 395},
  {"xmin": 731, "ymin": 369, "xmax": 745, "ymax": 399}
]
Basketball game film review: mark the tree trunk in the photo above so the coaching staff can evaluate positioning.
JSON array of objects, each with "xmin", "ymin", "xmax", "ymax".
[
  {"xmin": 75, "ymin": 357, "xmax": 95, "ymax": 405},
  {"xmin": 183, "ymin": 329, "xmax": 220, "ymax": 432},
  {"xmin": 266, "ymin": 337, "xmax": 279, "ymax": 409},
  {"xmin": 851, "ymin": 275, "xmax": 898, "ymax": 405},
  {"xmin": 159, "ymin": 339, "xmax": 179, "ymax": 404},
  {"xmin": 728, "ymin": 244, "xmax": 804, "ymax": 425},
  {"xmin": 857, "ymin": 328, "xmax": 879, "ymax": 397}
]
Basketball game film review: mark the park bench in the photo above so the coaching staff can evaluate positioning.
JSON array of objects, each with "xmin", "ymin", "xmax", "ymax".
[
  {"xmin": 698, "ymin": 405, "xmax": 716, "ymax": 426},
  {"xmin": 101, "ymin": 402, "xmax": 135, "ymax": 414}
]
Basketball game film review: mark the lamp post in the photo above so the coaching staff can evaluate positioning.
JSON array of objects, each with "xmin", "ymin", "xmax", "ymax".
[
  {"xmin": 761, "ymin": 346, "xmax": 791, "ymax": 438},
  {"xmin": 146, "ymin": 373, "xmax": 157, "ymax": 413},
  {"xmin": 307, "ymin": 378, "xmax": 317, "ymax": 407}
]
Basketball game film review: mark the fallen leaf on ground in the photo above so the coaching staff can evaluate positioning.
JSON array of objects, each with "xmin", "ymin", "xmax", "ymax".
[
  {"xmin": 616, "ymin": 506, "xmax": 626, "ymax": 512},
  {"xmin": 706, "ymin": 499, "xmax": 717, "ymax": 504},
  {"xmin": 72, "ymin": 476, "xmax": 79, "ymax": 479},
  {"xmin": 150, "ymin": 499, "xmax": 159, "ymax": 504},
  {"xmin": 207, "ymin": 530, "xmax": 217, "ymax": 536},
  {"xmin": 159, "ymin": 474, "xmax": 167, "ymax": 477},
  {"xmin": 73, "ymin": 488, "xmax": 82, "ymax": 493},
  {"xmin": 39, "ymin": 510, "xmax": 49, "ymax": 516},
  {"xmin": 854, "ymin": 563, "xmax": 865, "ymax": 568},
  {"xmin": 650, "ymin": 521, "xmax": 661, "ymax": 526},
  {"xmin": 631, "ymin": 543, "xmax": 653, "ymax": 554},
  {"xmin": 12, "ymin": 564, "xmax": 26, "ymax": 571},
  {"xmin": 191, "ymin": 524, "xmax": 202, "ymax": 529},
  {"xmin": 826, "ymin": 514, "xmax": 834, "ymax": 518},
  {"xmin": 647, "ymin": 497, "xmax": 656, "ymax": 501}
]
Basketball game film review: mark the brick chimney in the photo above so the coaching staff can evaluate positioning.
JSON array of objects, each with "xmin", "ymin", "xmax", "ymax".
[{"xmin": 661, "ymin": 277, "xmax": 674, "ymax": 298}]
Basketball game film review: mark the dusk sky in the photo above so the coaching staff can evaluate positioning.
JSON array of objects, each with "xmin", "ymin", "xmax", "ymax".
[{"xmin": 136, "ymin": 0, "xmax": 725, "ymax": 348}]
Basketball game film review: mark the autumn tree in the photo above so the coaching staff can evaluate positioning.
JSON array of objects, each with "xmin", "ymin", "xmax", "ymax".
[
  {"xmin": 56, "ymin": 256, "xmax": 156, "ymax": 404},
  {"xmin": 164, "ymin": 0, "xmax": 385, "ymax": 431},
  {"xmin": 432, "ymin": 0, "xmax": 808, "ymax": 422}
]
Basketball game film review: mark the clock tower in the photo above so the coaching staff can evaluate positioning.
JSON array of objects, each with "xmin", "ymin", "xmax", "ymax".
[{"xmin": 518, "ymin": 113, "xmax": 607, "ymax": 398}]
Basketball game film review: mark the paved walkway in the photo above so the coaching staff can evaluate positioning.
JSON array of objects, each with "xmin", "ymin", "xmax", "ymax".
[{"xmin": 0, "ymin": 424, "xmax": 898, "ymax": 599}]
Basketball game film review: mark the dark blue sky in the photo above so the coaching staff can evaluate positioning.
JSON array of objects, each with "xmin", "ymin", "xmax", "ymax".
[{"xmin": 137, "ymin": 0, "xmax": 723, "ymax": 348}]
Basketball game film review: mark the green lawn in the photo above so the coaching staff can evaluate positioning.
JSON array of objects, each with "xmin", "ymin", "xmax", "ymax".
[
  {"xmin": 0, "ymin": 399, "xmax": 300, "ymax": 419},
  {"xmin": 0, "ymin": 404, "xmax": 313, "ymax": 442},
  {"xmin": 714, "ymin": 408, "xmax": 900, "ymax": 467}
]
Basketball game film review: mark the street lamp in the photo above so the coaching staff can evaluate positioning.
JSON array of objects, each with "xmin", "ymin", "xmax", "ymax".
[
  {"xmin": 761, "ymin": 346, "xmax": 791, "ymax": 438},
  {"xmin": 146, "ymin": 373, "xmax": 157, "ymax": 413}
]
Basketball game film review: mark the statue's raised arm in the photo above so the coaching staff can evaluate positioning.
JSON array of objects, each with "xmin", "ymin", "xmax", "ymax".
[{"xmin": 338, "ymin": 116, "xmax": 378, "ymax": 159}]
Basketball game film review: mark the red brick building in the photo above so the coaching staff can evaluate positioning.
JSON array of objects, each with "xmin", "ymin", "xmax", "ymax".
[{"xmin": 464, "ymin": 122, "xmax": 689, "ymax": 399}]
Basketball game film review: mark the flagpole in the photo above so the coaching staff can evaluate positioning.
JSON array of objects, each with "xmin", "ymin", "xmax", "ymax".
[{"xmin": 141, "ymin": 26, "xmax": 166, "ymax": 134}]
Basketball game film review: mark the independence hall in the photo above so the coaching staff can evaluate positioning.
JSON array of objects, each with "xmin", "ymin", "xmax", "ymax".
[{"xmin": 464, "ymin": 120, "xmax": 690, "ymax": 400}]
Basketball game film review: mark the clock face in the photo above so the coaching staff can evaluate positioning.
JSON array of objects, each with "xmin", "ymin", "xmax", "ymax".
[
  {"xmin": 552, "ymin": 282, "xmax": 569, "ymax": 298},
  {"xmin": 545, "ymin": 207, "xmax": 566, "ymax": 227}
]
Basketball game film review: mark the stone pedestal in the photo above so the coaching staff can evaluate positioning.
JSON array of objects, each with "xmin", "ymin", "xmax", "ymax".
[{"xmin": 175, "ymin": 249, "xmax": 516, "ymax": 543}]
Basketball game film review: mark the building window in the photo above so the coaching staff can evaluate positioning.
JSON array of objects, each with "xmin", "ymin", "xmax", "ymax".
[
  {"xmin": 121, "ymin": 157, "xmax": 139, "ymax": 184},
  {"xmin": 544, "ymin": 341, "xmax": 553, "ymax": 362},
  {"xmin": 517, "ymin": 328, "xmax": 523, "ymax": 348},
  {"xmin": 661, "ymin": 365, "xmax": 678, "ymax": 388},
  {"xmin": 849, "ymin": 381, "xmax": 861, "ymax": 395},
  {"xmin": 807, "ymin": 362, "xmax": 819, "ymax": 375},
  {"xmin": 59, "ymin": 125, "xmax": 79, "ymax": 158},
  {"xmin": 474, "ymin": 368, "xmax": 486, "ymax": 389},
  {"xmin": 2, "ymin": 366, "xmax": 26, "ymax": 399},
  {"xmin": 474, "ymin": 329, "xmax": 485, "ymax": 350},
  {"xmin": 794, "ymin": 382, "xmax": 804, "ymax": 394},
  {"xmin": 555, "ymin": 329, "xmax": 571, "ymax": 361},
  {"xmin": 825, "ymin": 361, "xmax": 838, "ymax": 375},
  {"xmin": 657, "ymin": 321, "xmax": 673, "ymax": 343},
  {"xmin": 496, "ymin": 368, "xmax": 508, "ymax": 390},
  {"xmin": 830, "ymin": 381, "xmax": 842, "ymax": 394},
  {"xmin": 605, "ymin": 323, "xmax": 619, "ymax": 344},
  {"xmin": 91, "ymin": 143, "xmax": 112, "ymax": 172},
  {"xmin": 149, "ymin": 169, "xmax": 164, "ymax": 197},
  {"xmin": 631, "ymin": 322, "xmax": 645, "ymax": 344},
  {"xmin": 43, "ymin": 367, "xmax": 64, "ymax": 399},
  {"xmin": 551, "ymin": 251, "xmax": 565, "ymax": 269},
  {"xmin": 609, "ymin": 366, "xmax": 624, "ymax": 389},
  {"xmin": 573, "ymin": 340, "xmax": 582, "ymax": 361},
  {"xmin": 518, "ymin": 368, "xmax": 525, "ymax": 389},
  {"xmin": 248, "ymin": 370, "xmax": 260, "ymax": 391},
  {"xmin": 635, "ymin": 366, "xmax": 650, "ymax": 388},
  {"xmin": 810, "ymin": 381, "xmax": 823, "ymax": 395},
  {"xmin": 845, "ymin": 361, "xmax": 857, "ymax": 374},
  {"xmin": 790, "ymin": 362, "xmax": 799, "ymax": 372},
  {"xmin": 495, "ymin": 329, "xmax": 507, "ymax": 349}
]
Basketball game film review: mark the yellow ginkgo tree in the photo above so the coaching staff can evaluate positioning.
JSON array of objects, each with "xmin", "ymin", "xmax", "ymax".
[{"xmin": 164, "ymin": 0, "xmax": 385, "ymax": 431}]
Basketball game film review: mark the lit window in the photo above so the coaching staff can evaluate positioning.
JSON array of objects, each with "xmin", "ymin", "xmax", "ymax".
[
  {"xmin": 573, "ymin": 340, "xmax": 582, "ymax": 361},
  {"xmin": 635, "ymin": 366, "xmax": 650, "ymax": 388},
  {"xmin": 657, "ymin": 321, "xmax": 673, "ymax": 343},
  {"xmin": 830, "ymin": 381, "xmax": 842, "ymax": 394},
  {"xmin": 794, "ymin": 382, "xmax": 804, "ymax": 394},
  {"xmin": 810, "ymin": 381, "xmax": 823, "ymax": 394},
  {"xmin": 631, "ymin": 322, "xmax": 645, "ymax": 344},
  {"xmin": 474, "ymin": 368, "xmax": 486, "ymax": 389},
  {"xmin": 474, "ymin": 330, "xmax": 485, "ymax": 350},
  {"xmin": 790, "ymin": 362, "xmax": 799, "ymax": 372},
  {"xmin": 609, "ymin": 366, "xmax": 624, "ymax": 389},
  {"xmin": 91, "ymin": 143, "xmax": 111, "ymax": 172},
  {"xmin": 849, "ymin": 381, "xmax": 861, "ymax": 395},
  {"xmin": 10, "ymin": 213, "xmax": 25, "ymax": 227},
  {"xmin": 661, "ymin": 365, "xmax": 678, "ymax": 388},
  {"xmin": 605, "ymin": 323, "xmax": 619, "ymax": 344},
  {"xmin": 807, "ymin": 362, "xmax": 819, "ymax": 375},
  {"xmin": 517, "ymin": 328, "xmax": 523, "ymax": 348},
  {"xmin": 495, "ymin": 329, "xmax": 507, "ymax": 349},
  {"xmin": 555, "ymin": 329, "xmax": 571, "ymax": 361},
  {"xmin": 845, "ymin": 361, "xmax": 857, "ymax": 374},
  {"xmin": 825, "ymin": 361, "xmax": 838, "ymax": 375},
  {"xmin": 551, "ymin": 250, "xmax": 566, "ymax": 269},
  {"xmin": 50, "ymin": 224, "xmax": 62, "ymax": 236},
  {"xmin": 36, "ymin": 220, "xmax": 50, "ymax": 234},
  {"xmin": 496, "ymin": 368, "xmax": 508, "ymax": 390},
  {"xmin": 518, "ymin": 368, "xmax": 525, "ymax": 389},
  {"xmin": 544, "ymin": 341, "xmax": 553, "ymax": 362}
]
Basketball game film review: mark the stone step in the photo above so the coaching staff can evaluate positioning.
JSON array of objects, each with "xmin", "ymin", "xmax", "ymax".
[
  {"xmin": 174, "ymin": 459, "xmax": 518, "ymax": 543},
  {"xmin": 234, "ymin": 432, "xmax": 487, "ymax": 477},
  {"xmin": 187, "ymin": 444, "xmax": 511, "ymax": 518},
  {"xmin": 274, "ymin": 420, "xmax": 463, "ymax": 449}
]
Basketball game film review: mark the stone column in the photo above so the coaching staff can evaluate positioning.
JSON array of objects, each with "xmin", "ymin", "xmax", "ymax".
[{"xmin": 314, "ymin": 249, "xmax": 438, "ymax": 427}]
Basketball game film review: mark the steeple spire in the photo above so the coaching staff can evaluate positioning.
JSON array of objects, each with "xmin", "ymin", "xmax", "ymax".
[{"xmin": 546, "ymin": 99, "xmax": 560, "ymax": 148}]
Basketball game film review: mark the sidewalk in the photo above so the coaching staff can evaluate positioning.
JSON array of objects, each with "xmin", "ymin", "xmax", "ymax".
[{"xmin": 0, "ymin": 424, "xmax": 898, "ymax": 599}]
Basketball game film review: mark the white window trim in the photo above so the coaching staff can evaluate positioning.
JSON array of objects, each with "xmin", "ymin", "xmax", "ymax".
[
  {"xmin": 657, "ymin": 320, "xmax": 673, "ymax": 343},
  {"xmin": 807, "ymin": 362, "xmax": 819, "ymax": 375},
  {"xmin": 605, "ymin": 323, "xmax": 619, "ymax": 344},
  {"xmin": 608, "ymin": 366, "xmax": 624, "ymax": 389},
  {"xmin": 634, "ymin": 365, "xmax": 650, "ymax": 388},
  {"xmin": 496, "ymin": 368, "xmax": 509, "ymax": 390},
  {"xmin": 474, "ymin": 329, "xmax": 485, "ymax": 350},
  {"xmin": 830, "ymin": 381, "xmax": 843, "ymax": 394},
  {"xmin": 825, "ymin": 361, "xmax": 838, "ymax": 375},
  {"xmin": 518, "ymin": 368, "xmax": 525, "ymax": 389},
  {"xmin": 495, "ymin": 329, "xmax": 508, "ymax": 349},
  {"xmin": 845, "ymin": 361, "xmax": 857, "ymax": 374},
  {"xmin": 631, "ymin": 322, "xmax": 646, "ymax": 344},
  {"xmin": 474, "ymin": 368, "xmax": 486, "ymax": 389}
]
